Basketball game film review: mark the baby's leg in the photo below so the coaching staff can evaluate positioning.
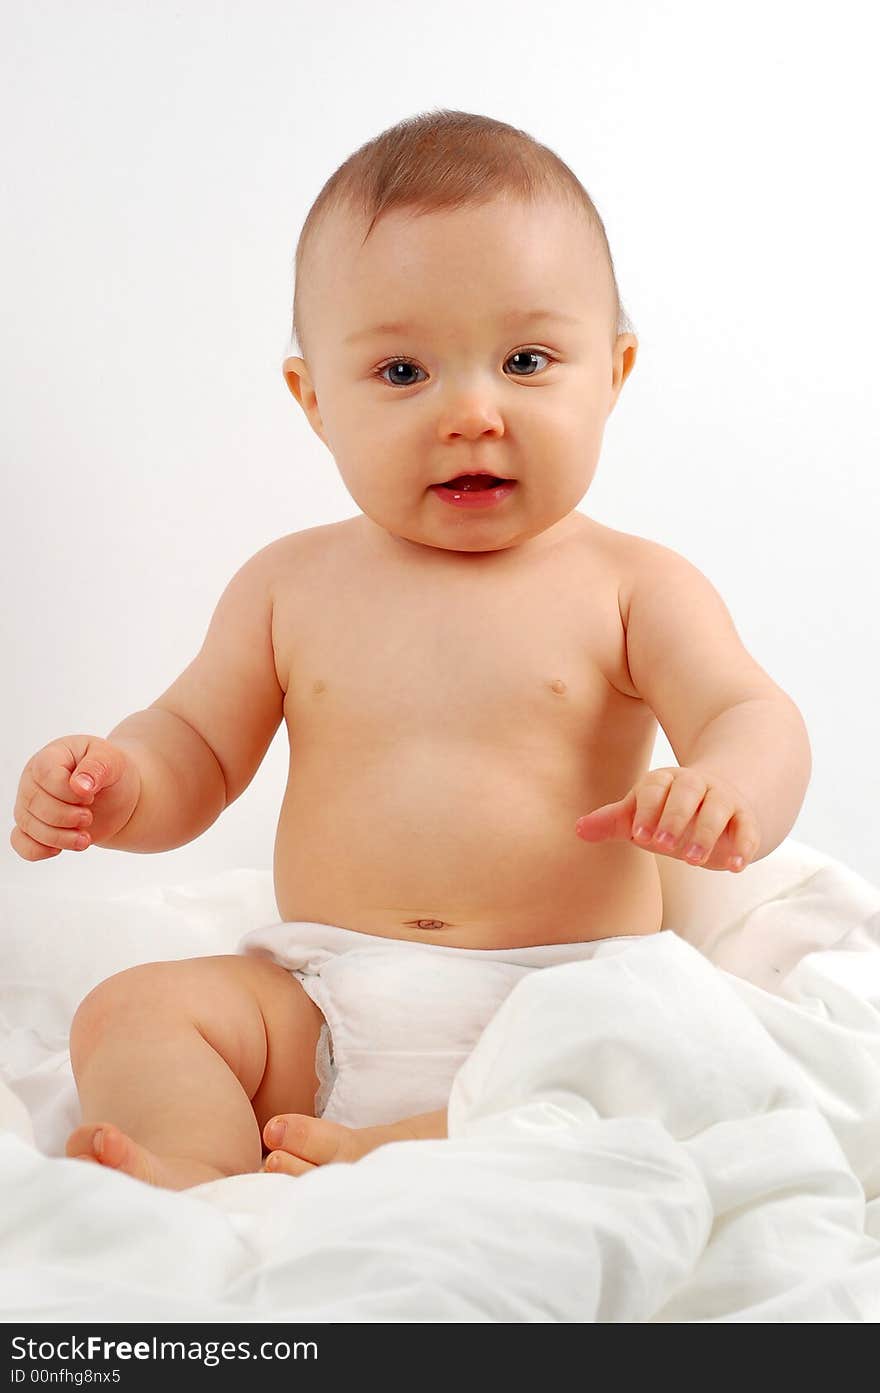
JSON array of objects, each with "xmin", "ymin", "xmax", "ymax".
[{"xmin": 65, "ymin": 954, "xmax": 323, "ymax": 1190}]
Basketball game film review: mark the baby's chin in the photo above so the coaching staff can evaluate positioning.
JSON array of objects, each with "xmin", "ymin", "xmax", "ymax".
[
  {"xmin": 397, "ymin": 523, "xmax": 530, "ymax": 556},
  {"xmin": 356, "ymin": 496, "xmax": 581, "ymax": 557},
  {"xmin": 355, "ymin": 510, "xmax": 510, "ymax": 555},
  {"xmin": 417, "ymin": 510, "xmax": 582, "ymax": 555}
]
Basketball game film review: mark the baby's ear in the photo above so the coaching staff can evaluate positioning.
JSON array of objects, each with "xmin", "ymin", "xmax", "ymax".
[
  {"xmin": 282, "ymin": 355, "xmax": 309, "ymax": 403},
  {"xmin": 282, "ymin": 356, "xmax": 328, "ymax": 444},
  {"xmin": 610, "ymin": 334, "xmax": 638, "ymax": 405}
]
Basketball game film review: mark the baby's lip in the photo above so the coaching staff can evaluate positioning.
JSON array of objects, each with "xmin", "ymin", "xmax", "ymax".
[{"xmin": 435, "ymin": 471, "xmax": 515, "ymax": 486}]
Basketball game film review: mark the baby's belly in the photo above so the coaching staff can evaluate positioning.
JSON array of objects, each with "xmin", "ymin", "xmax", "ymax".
[{"xmin": 273, "ymin": 740, "xmax": 664, "ymax": 949}]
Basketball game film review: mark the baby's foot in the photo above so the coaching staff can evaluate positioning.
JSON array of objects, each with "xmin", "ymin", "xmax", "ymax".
[
  {"xmin": 64, "ymin": 1122, "xmax": 226, "ymax": 1190},
  {"xmin": 261, "ymin": 1113, "xmax": 407, "ymax": 1177}
]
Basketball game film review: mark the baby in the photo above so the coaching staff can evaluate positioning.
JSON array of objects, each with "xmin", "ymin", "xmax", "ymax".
[{"xmin": 10, "ymin": 111, "xmax": 811, "ymax": 1190}]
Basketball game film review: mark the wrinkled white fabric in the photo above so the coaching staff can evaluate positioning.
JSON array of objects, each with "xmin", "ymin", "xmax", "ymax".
[{"xmin": 1, "ymin": 840, "xmax": 879, "ymax": 1322}]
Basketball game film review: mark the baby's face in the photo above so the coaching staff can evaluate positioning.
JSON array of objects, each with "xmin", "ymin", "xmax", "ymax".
[{"xmin": 285, "ymin": 196, "xmax": 637, "ymax": 556}]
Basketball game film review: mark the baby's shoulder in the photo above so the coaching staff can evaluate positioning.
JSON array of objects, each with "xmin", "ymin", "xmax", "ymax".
[
  {"xmin": 248, "ymin": 520, "xmax": 351, "ymax": 584},
  {"xmin": 577, "ymin": 518, "xmax": 678, "ymax": 592},
  {"xmin": 576, "ymin": 522, "xmax": 711, "ymax": 641},
  {"xmin": 586, "ymin": 524, "xmax": 716, "ymax": 639}
]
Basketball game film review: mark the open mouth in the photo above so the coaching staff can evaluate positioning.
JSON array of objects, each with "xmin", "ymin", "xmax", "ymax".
[
  {"xmin": 437, "ymin": 474, "xmax": 512, "ymax": 491},
  {"xmin": 430, "ymin": 475, "xmax": 517, "ymax": 511}
]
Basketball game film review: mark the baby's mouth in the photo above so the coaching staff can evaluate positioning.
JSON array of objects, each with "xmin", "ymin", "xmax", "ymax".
[{"xmin": 436, "ymin": 474, "xmax": 513, "ymax": 491}]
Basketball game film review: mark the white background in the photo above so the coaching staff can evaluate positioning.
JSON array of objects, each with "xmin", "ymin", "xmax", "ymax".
[{"xmin": 2, "ymin": 0, "xmax": 877, "ymax": 900}]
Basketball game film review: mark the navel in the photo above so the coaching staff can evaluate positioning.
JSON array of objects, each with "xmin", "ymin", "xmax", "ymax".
[
  {"xmin": 404, "ymin": 919, "xmax": 447, "ymax": 930},
  {"xmin": 549, "ymin": 679, "xmax": 567, "ymax": 695},
  {"xmin": 312, "ymin": 679, "xmax": 327, "ymax": 695}
]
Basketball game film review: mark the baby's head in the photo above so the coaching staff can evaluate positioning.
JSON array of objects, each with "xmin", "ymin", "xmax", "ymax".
[{"xmin": 283, "ymin": 109, "xmax": 638, "ymax": 557}]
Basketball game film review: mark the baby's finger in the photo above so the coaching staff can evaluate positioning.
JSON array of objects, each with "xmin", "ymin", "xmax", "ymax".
[
  {"xmin": 644, "ymin": 771, "xmax": 707, "ymax": 851},
  {"xmin": 724, "ymin": 807, "xmax": 761, "ymax": 872},
  {"xmin": 679, "ymin": 786, "xmax": 737, "ymax": 864},
  {"xmin": 28, "ymin": 751, "xmax": 92, "ymax": 807},
  {"xmin": 9, "ymin": 825, "xmax": 62, "ymax": 862},
  {"xmin": 13, "ymin": 802, "xmax": 91, "ymax": 853},
  {"xmin": 630, "ymin": 769, "xmax": 677, "ymax": 843},
  {"xmin": 15, "ymin": 779, "xmax": 93, "ymax": 832}
]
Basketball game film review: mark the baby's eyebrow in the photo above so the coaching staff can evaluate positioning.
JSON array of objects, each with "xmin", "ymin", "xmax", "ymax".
[{"xmin": 344, "ymin": 308, "xmax": 580, "ymax": 346}]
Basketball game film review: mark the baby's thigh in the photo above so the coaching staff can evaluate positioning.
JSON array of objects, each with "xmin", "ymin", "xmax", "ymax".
[{"xmin": 70, "ymin": 953, "xmax": 324, "ymax": 1126}]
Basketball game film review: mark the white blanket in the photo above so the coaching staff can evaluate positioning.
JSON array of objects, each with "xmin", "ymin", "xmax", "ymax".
[{"xmin": 1, "ymin": 841, "xmax": 879, "ymax": 1322}]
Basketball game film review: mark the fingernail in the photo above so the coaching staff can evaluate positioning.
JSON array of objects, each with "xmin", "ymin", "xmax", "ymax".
[
  {"xmin": 633, "ymin": 826, "xmax": 651, "ymax": 841},
  {"xmin": 684, "ymin": 844, "xmax": 705, "ymax": 861},
  {"xmin": 729, "ymin": 856, "xmax": 744, "ymax": 871},
  {"xmin": 93, "ymin": 1128, "xmax": 104, "ymax": 1157},
  {"xmin": 264, "ymin": 1119, "xmax": 284, "ymax": 1147},
  {"xmin": 75, "ymin": 775, "xmax": 94, "ymax": 791}
]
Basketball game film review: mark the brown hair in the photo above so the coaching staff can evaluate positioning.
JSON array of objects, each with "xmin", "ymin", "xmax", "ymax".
[{"xmin": 290, "ymin": 108, "xmax": 633, "ymax": 357}]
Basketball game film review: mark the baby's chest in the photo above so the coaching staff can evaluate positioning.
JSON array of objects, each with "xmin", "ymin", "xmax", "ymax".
[{"xmin": 282, "ymin": 578, "xmax": 635, "ymax": 744}]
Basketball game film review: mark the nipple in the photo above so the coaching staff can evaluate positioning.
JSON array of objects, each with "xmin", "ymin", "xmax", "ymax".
[{"xmin": 549, "ymin": 679, "xmax": 567, "ymax": 695}]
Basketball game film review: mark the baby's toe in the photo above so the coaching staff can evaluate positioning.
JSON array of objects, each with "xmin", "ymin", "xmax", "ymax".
[
  {"xmin": 65, "ymin": 1123, "xmax": 104, "ymax": 1161},
  {"xmin": 262, "ymin": 1151, "xmax": 316, "ymax": 1176},
  {"xmin": 64, "ymin": 1122, "xmax": 154, "ymax": 1182},
  {"xmin": 263, "ymin": 1114, "xmax": 349, "ymax": 1166}
]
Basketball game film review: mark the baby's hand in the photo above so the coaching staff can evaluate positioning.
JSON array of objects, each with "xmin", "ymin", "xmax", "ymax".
[
  {"xmin": 575, "ymin": 766, "xmax": 760, "ymax": 873},
  {"xmin": 10, "ymin": 735, "xmax": 141, "ymax": 862}
]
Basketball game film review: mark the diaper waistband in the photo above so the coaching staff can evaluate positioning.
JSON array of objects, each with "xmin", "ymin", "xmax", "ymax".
[{"xmin": 238, "ymin": 918, "xmax": 656, "ymax": 976}]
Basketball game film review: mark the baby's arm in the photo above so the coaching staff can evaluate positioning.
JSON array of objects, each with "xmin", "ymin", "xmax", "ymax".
[
  {"xmin": 98, "ymin": 543, "xmax": 284, "ymax": 852},
  {"xmin": 11, "ymin": 544, "xmax": 284, "ymax": 860},
  {"xmin": 578, "ymin": 542, "xmax": 811, "ymax": 870}
]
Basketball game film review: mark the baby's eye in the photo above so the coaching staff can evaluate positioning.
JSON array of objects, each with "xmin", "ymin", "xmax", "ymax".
[
  {"xmin": 373, "ymin": 349, "xmax": 553, "ymax": 389},
  {"xmin": 505, "ymin": 349, "xmax": 551, "ymax": 378},
  {"xmin": 375, "ymin": 359, "xmax": 427, "ymax": 388}
]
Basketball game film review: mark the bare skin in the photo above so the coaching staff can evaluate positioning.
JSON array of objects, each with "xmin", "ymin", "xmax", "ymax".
[
  {"xmin": 65, "ymin": 1108, "xmax": 447, "ymax": 1185},
  {"xmin": 268, "ymin": 513, "xmax": 665, "ymax": 949}
]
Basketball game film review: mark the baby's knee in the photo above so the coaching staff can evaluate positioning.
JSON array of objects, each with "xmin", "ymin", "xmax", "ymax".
[{"xmin": 69, "ymin": 959, "xmax": 205, "ymax": 1063}]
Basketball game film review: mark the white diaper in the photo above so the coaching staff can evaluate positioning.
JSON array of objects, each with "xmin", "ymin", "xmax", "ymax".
[{"xmin": 237, "ymin": 920, "xmax": 653, "ymax": 1128}]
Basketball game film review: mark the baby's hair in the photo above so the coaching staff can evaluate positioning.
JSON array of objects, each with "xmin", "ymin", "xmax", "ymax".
[{"xmin": 290, "ymin": 108, "xmax": 633, "ymax": 359}]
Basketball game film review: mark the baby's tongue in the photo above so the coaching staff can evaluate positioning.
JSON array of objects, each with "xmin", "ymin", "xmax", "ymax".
[{"xmin": 443, "ymin": 474, "xmax": 500, "ymax": 490}]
